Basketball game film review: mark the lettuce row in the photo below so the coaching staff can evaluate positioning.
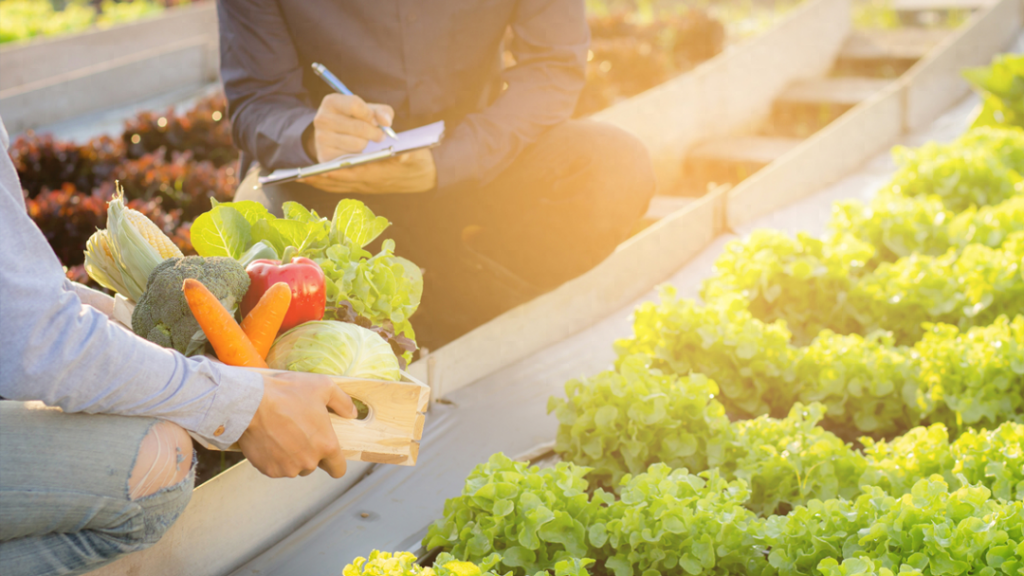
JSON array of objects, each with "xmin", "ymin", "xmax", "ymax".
[
  {"xmin": 614, "ymin": 287, "xmax": 799, "ymax": 418},
  {"xmin": 964, "ymin": 54, "xmax": 1024, "ymax": 130},
  {"xmin": 424, "ymin": 456, "xmax": 767, "ymax": 576},
  {"xmin": 883, "ymin": 126, "xmax": 1024, "ymax": 212},
  {"xmin": 701, "ymin": 127, "xmax": 1024, "ymax": 347},
  {"xmin": 550, "ymin": 356, "xmax": 1024, "ymax": 513},
  {"xmin": 850, "ymin": 232, "xmax": 1024, "ymax": 344},
  {"xmin": 861, "ymin": 421, "xmax": 1024, "ymax": 502},
  {"xmin": 700, "ymin": 228, "xmax": 1024, "ymax": 347},
  {"xmin": 700, "ymin": 231, "xmax": 871, "ymax": 345},
  {"xmin": 341, "ymin": 551, "xmax": 592, "ymax": 576},
  {"xmin": 598, "ymin": 465, "xmax": 764, "ymax": 576},
  {"xmin": 426, "ymin": 453, "xmax": 1024, "ymax": 576},
  {"xmin": 760, "ymin": 478, "xmax": 1024, "ymax": 576},
  {"xmin": 616, "ymin": 286, "xmax": 1024, "ymax": 435},
  {"xmin": 830, "ymin": 192, "xmax": 1024, "ymax": 265},
  {"xmin": 727, "ymin": 403, "xmax": 866, "ymax": 516}
]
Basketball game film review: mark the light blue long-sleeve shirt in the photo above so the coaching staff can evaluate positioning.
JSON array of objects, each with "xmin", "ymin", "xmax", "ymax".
[{"xmin": 0, "ymin": 119, "xmax": 263, "ymax": 449}]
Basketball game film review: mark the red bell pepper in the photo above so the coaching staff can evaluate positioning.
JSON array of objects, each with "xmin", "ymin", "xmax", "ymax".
[{"xmin": 241, "ymin": 257, "xmax": 326, "ymax": 334}]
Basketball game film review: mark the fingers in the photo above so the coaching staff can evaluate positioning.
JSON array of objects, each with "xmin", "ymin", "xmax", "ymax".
[
  {"xmin": 318, "ymin": 448, "xmax": 348, "ymax": 479},
  {"xmin": 369, "ymin": 103, "xmax": 395, "ymax": 128},
  {"xmin": 321, "ymin": 93, "xmax": 375, "ymax": 123},
  {"xmin": 315, "ymin": 113, "xmax": 383, "ymax": 146},
  {"xmin": 239, "ymin": 373, "xmax": 351, "ymax": 480},
  {"xmin": 299, "ymin": 174, "xmax": 351, "ymax": 194},
  {"xmin": 326, "ymin": 385, "xmax": 359, "ymax": 419},
  {"xmin": 315, "ymin": 131, "xmax": 374, "ymax": 161},
  {"xmin": 313, "ymin": 94, "xmax": 385, "ymax": 163},
  {"xmin": 310, "ymin": 375, "xmax": 350, "ymax": 478}
]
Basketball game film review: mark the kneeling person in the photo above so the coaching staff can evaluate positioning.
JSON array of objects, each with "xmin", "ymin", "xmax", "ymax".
[
  {"xmin": 220, "ymin": 0, "xmax": 656, "ymax": 348},
  {"xmin": 0, "ymin": 119, "xmax": 358, "ymax": 576}
]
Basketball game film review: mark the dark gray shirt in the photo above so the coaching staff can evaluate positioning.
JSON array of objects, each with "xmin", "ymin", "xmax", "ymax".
[{"xmin": 218, "ymin": 0, "xmax": 588, "ymax": 192}]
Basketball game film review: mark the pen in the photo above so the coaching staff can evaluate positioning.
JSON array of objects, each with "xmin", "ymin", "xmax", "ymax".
[{"xmin": 311, "ymin": 62, "xmax": 399, "ymax": 140}]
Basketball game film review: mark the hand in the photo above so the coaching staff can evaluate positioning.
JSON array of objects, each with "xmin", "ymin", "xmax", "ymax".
[
  {"xmin": 306, "ymin": 93, "xmax": 394, "ymax": 163},
  {"xmin": 301, "ymin": 148, "xmax": 437, "ymax": 194},
  {"xmin": 238, "ymin": 371, "xmax": 357, "ymax": 479}
]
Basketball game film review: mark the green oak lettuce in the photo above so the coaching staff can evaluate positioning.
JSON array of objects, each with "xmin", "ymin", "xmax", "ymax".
[
  {"xmin": 615, "ymin": 287, "xmax": 798, "ymax": 419},
  {"xmin": 964, "ymin": 54, "xmax": 1024, "ymax": 130},
  {"xmin": 728, "ymin": 403, "xmax": 866, "ymax": 516},
  {"xmin": 423, "ymin": 454, "xmax": 613, "ymax": 576},
  {"xmin": 548, "ymin": 355, "xmax": 733, "ymax": 489},
  {"xmin": 599, "ymin": 465, "xmax": 765, "ymax": 576},
  {"xmin": 701, "ymin": 231, "xmax": 871, "ymax": 345},
  {"xmin": 883, "ymin": 127, "xmax": 1024, "ymax": 212},
  {"xmin": 758, "ymin": 479, "xmax": 1024, "ymax": 575}
]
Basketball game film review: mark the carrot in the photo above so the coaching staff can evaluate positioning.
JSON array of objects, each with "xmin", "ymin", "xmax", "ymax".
[
  {"xmin": 182, "ymin": 278, "xmax": 268, "ymax": 368},
  {"xmin": 240, "ymin": 282, "xmax": 292, "ymax": 359}
]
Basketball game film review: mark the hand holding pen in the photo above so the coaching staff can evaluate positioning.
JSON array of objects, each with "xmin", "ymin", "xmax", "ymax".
[
  {"xmin": 300, "ymin": 61, "xmax": 434, "ymax": 194},
  {"xmin": 304, "ymin": 79, "xmax": 397, "ymax": 163},
  {"xmin": 312, "ymin": 62, "xmax": 398, "ymax": 140}
]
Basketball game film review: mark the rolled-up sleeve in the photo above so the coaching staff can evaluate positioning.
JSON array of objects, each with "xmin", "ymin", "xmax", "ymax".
[
  {"xmin": 218, "ymin": 0, "xmax": 317, "ymax": 171},
  {"xmin": 431, "ymin": 0, "xmax": 588, "ymax": 192},
  {"xmin": 0, "ymin": 152, "xmax": 263, "ymax": 450}
]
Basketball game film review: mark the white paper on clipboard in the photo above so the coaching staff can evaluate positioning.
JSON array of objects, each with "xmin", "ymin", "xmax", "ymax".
[{"xmin": 259, "ymin": 121, "xmax": 445, "ymax": 186}]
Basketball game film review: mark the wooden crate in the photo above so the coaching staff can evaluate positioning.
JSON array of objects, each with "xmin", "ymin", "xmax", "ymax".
[{"xmin": 112, "ymin": 295, "xmax": 429, "ymax": 466}]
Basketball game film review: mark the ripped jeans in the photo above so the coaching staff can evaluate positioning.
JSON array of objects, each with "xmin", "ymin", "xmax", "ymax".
[{"xmin": 0, "ymin": 402, "xmax": 195, "ymax": 576}]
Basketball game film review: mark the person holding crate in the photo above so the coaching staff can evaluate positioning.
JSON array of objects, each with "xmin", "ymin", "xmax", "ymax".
[
  {"xmin": 220, "ymin": 0, "xmax": 657, "ymax": 348},
  {"xmin": 0, "ymin": 120, "xmax": 358, "ymax": 575}
]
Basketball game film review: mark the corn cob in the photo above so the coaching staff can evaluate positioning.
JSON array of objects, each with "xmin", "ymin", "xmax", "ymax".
[
  {"xmin": 82, "ymin": 184, "xmax": 183, "ymax": 301},
  {"xmin": 121, "ymin": 206, "xmax": 183, "ymax": 259},
  {"xmin": 84, "ymin": 229, "xmax": 131, "ymax": 297}
]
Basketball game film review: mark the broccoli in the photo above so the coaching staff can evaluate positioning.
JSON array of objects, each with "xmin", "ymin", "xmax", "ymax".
[{"xmin": 132, "ymin": 256, "xmax": 250, "ymax": 356}]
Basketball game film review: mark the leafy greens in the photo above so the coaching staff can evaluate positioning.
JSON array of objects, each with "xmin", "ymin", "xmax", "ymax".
[{"xmin": 190, "ymin": 199, "xmax": 422, "ymax": 364}]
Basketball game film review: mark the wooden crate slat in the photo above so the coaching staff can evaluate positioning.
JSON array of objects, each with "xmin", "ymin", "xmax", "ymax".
[
  {"xmin": 0, "ymin": 3, "xmax": 218, "ymax": 92},
  {"xmin": 728, "ymin": 83, "xmax": 905, "ymax": 229},
  {"xmin": 839, "ymin": 28, "xmax": 950, "ymax": 62},
  {"xmin": 0, "ymin": 37, "xmax": 211, "ymax": 134},
  {"xmin": 778, "ymin": 77, "xmax": 895, "ymax": 106}
]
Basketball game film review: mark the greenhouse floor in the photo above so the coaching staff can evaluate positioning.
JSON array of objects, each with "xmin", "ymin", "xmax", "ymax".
[{"xmin": 228, "ymin": 29, "xmax": 1023, "ymax": 572}]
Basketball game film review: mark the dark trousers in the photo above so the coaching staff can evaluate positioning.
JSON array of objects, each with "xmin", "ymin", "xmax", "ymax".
[{"xmin": 236, "ymin": 120, "xmax": 655, "ymax": 348}]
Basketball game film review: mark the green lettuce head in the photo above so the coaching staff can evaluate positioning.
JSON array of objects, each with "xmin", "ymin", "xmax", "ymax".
[{"xmin": 266, "ymin": 321, "xmax": 400, "ymax": 382}]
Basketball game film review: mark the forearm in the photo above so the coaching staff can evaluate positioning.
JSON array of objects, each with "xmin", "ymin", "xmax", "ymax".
[
  {"xmin": 2, "ymin": 281, "xmax": 264, "ymax": 448},
  {"xmin": 227, "ymin": 94, "xmax": 317, "ymax": 170},
  {"xmin": 0, "ymin": 177, "xmax": 262, "ymax": 448},
  {"xmin": 218, "ymin": 0, "xmax": 317, "ymax": 170}
]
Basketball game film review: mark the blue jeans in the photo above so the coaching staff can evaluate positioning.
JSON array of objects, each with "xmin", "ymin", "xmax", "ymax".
[{"xmin": 0, "ymin": 402, "xmax": 194, "ymax": 576}]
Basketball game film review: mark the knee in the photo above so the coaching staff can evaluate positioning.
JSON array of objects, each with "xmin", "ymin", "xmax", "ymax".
[
  {"xmin": 129, "ymin": 420, "xmax": 194, "ymax": 501},
  {"xmin": 571, "ymin": 121, "xmax": 656, "ymax": 220},
  {"xmin": 120, "ymin": 421, "xmax": 194, "ymax": 546}
]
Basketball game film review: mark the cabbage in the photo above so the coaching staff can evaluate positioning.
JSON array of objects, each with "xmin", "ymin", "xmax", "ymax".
[{"xmin": 266, "ymin": 321, "xmax": 400, "ymax": 381}]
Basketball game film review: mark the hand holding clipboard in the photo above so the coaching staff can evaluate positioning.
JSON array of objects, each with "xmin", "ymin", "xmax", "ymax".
[
  {"xmin": 259, "ymin": 121, "xmax": 445, "ymax": 186},
  {"xmin": 260, "ymin": 63, "xmax": 445, "ymax": 187}
]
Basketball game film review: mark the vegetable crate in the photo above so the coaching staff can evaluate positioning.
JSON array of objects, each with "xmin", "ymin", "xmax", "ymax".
[{"xmin": 112, "ymin": 295, "xmax": 430, "ymax": 466}]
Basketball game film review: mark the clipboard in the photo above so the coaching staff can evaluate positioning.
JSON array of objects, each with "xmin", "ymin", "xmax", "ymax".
[{"xmin": 259, "ymin": 120, "xmax": 445, "ymax": 186}]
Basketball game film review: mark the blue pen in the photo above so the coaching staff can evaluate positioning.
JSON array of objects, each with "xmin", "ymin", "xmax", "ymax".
[{"xmin": 311, "ymin": 62, "xmax": 399, "ymax": 140}]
